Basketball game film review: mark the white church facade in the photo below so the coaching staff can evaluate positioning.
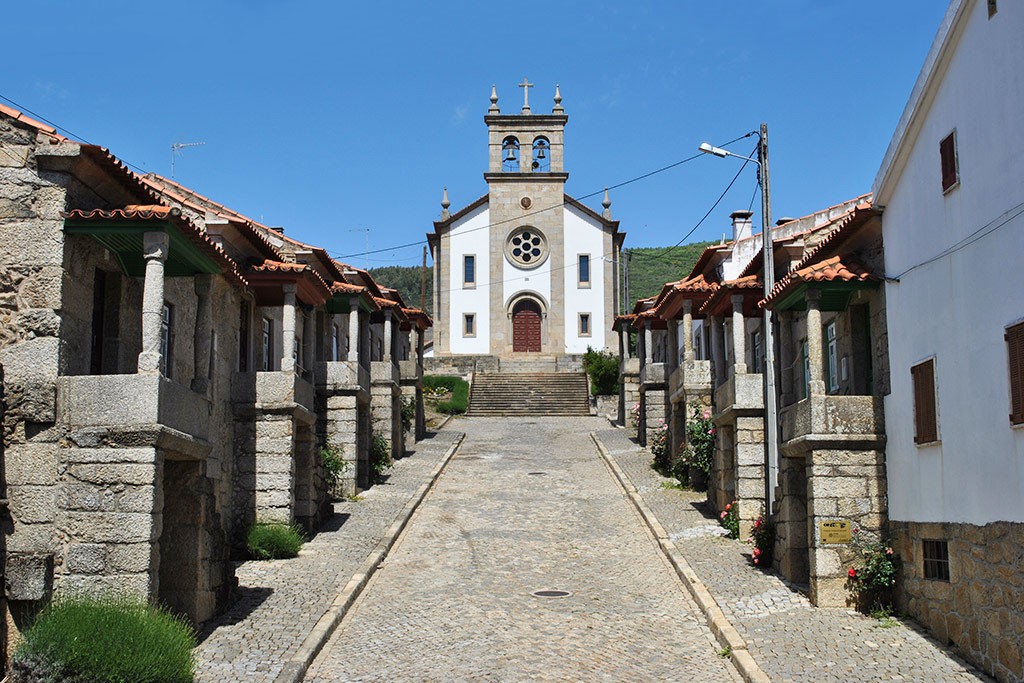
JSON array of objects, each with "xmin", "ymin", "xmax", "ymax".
[{"xmin": 428, "ymin": 81, "xmax": 625, "ymax": 364}]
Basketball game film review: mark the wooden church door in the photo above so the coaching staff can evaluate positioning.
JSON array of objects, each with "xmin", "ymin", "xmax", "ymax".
[{"xmin": 512, "ymin": 300, "xmax": 542, "ymax": 352}]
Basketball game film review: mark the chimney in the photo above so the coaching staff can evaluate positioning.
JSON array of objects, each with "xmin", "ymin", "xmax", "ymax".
[
  {"xmin": 269, "ymin": 226, "xmax": 285, "ymax": 234},
  {"xmin": 776, "ymin": 217, "xmax": 797, "ymax": 227},
  {"xmin": 730, "ymin": 210, "xmax": 754, "ymax": 242}
]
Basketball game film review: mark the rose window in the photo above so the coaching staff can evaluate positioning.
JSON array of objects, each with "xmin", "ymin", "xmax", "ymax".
[{"xmin": 505, "ymin": 227, "xmax": 548, "ymax": 269}]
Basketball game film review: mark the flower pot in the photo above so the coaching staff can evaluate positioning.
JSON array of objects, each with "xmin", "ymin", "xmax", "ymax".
[{"xmin": 689, "ymin": 466, "xmax": 709, "ymax": 492}]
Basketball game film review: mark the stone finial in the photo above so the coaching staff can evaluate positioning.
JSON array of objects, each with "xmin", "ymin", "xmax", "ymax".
[
  {"xmin": 602, "ymin": 187, "xmax": 612, "ymax": 219},
  {"xmin": 441, "ymin": 187, "xmax": 451, "ymax": 219},
  {"xmin": 488, "ymin": 85, "xmax": 499, "ymax": 114},
  {"xmin": 553, "ymin": 84, "xmax": 564, "ymax": 113}
]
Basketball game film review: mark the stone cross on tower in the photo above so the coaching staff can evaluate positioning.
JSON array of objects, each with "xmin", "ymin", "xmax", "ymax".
[{"xmin": 518, "ymin": 77, "xmax": 534, "ymax": 113}]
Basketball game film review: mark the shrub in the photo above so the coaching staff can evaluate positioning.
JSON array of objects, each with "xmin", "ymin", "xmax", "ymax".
[
  {"xmin": 12, "ymin": 595, "xmax": 196, "ymax": 683},
  {"xmin": 582, "ymin": 346, "xmax": 619, "ymax": 396},
  {"xmin": 670, "ymin": 455, "xmax": 691, "ymax": 487},
  {"xmin": 719, "ymin": 500, "xmax": 739, "ymax": 539},
  {"xmin": 748, "ymin": 514, "xmax": 775, "ymax": 568},
  {"xmin": 846, "ymin": 528, "xmax": 898, "ymax": 613},
  {"xmin": 320, "ymin": 444, "xmax": 349, "ymax": 497},
  {"xmin": 649, "ymin": 419, "xmax": 670, "ymax": 471},
  {"xmin": 685, "ymin": 401, "xmax": 715, "ymax": 475},
  {"xmin": 370, "ymin": 430, "xmax": 393, "ymax": 481},
  {"xmin": 423, "ymin": 375, "xmax": 469, "ymax": 415},
  {"xmin": 400, "ymin": 397, "xmax": 416, "ymax": 434},
  {"xmin": 629, "ymin": 402, "xmax": 641, "ymax": 437},
  {"xmin": 247, "ymin": 522, "xmax": 304, "ymax": 560}
]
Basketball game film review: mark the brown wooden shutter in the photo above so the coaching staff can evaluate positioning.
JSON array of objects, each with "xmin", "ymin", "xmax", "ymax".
[
  {"xmin": 940, "ymin": 133, "xmax": 958, "ymax": 192},
  {"xmin": 1007, "ymin": 323, "xmax": 1024, "ymax": 424},
  {"xmin": 912, "ymin": 359, "xmax": 938, "ymax": 444}
]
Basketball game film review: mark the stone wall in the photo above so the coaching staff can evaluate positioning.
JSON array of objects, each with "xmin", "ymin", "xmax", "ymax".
[{"xmin": 891, "ymin": 520, "xmax": 1024, "ymax": 683}]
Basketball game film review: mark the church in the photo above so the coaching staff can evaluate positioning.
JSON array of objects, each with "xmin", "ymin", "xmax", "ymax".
[{"xmin": 428, "ymin": 81, "xmax": 625, "ymax": 365}]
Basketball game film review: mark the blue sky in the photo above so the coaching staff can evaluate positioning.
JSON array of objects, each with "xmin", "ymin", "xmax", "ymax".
[{"xmin": 4, "ymin": 1, "xmax": 947, "ymax": 267}]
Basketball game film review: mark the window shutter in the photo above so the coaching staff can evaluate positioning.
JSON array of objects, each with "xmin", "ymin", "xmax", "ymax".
[
  {"xmin": 1008, "ymin": 324, "xmax": 1024, "ymax": 424},
  {"xmin": 940, "ymin": 133, "xmax": 958, "ymax": 192},
  {"xmin": 913, "ymin": 359, "xmax": 938, "ymax": 443}
]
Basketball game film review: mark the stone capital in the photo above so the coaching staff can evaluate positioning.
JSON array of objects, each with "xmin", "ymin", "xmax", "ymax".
[{"xmin": 142, "ymin": 230, "xmax": 169, "ymax": 261}]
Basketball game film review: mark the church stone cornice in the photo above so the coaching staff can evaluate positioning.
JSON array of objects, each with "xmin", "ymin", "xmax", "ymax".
[
  {"xmin": 482, "ymin": 172, "xmax": 569, "ymax": 183},
  {"xmin": 484, "ymin": 114, "xmax": 568, "ymax": 126}
]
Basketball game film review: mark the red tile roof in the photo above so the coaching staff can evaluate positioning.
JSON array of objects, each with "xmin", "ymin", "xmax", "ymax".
[
  {"xmin": 699, "ymin": 275, "xmax": 762, "ymax": 317},
  {"xmin": 63, "ymin": 205, "xmax": 178, "ymax": 221},
  {"xmin": 0, "ymin": 103, "xmax": 67, "ymax": 143},
  {"xmin": 762, "ymin": 255, "xmax": 879, "ymax": 307}
]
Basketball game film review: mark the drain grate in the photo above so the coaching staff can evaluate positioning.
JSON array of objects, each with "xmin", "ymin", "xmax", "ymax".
[{"xmin": 532, "ymin": 590, "xmax": 571, "ymax": 598}]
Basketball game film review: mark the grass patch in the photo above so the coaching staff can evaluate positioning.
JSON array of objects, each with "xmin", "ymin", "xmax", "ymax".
[
  {"xmin": 246, "ymin": 522, "xmax": 304, "ymax": 560},
  {"xmin": 659, "ymin": 480, "xmax": 691, "ymax": 491},
  {"xmin": 13, "ymin": 595, "xmax": 196, "ymax": 683},
  {"xmin": 423, "ymin": 375, "xmax": 469, "ymax": 415},
  {"xmin": 718, "ymin": 645, "xmax": 732, "ymax": 659}
]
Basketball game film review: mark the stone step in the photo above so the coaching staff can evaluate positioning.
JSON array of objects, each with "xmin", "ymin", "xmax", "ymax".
[{"xmin": 468, "ymin": 371, "xmax": 591, "ymax": 416}]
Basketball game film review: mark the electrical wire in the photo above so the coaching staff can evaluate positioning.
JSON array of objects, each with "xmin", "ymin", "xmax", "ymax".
[
  {"xmin": 332, "ymin": 132, "xmax": 758, "ymax": 261},
  {"xmin": 888, "ymin": 198, "xmax": 1024, "ymax": 281},
  {"xmin": 0, "ymin": 93, "xmax": 151, "ymax": 175}
]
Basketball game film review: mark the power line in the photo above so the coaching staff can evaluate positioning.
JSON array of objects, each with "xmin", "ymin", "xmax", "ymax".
[
  {"xmin": 0, "ymin": 92, "xmax": 151, "ymax": 175},
  {"xmin": 331, "ymin": 132, "xmax": 757, "ymax": 261},
  {"xmin": 888, "ymin": 198, "xmax": 1024, "ymax": 281}
]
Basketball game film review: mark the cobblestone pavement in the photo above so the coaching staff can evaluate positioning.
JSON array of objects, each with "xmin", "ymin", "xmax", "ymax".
[
  {"xmin": 194, "ymin": 429, "xmax": 463, "ymax": 683},
  {"xmin": 306, "ymin": 416, "xmax": 741, "ymax": 682},
  {"xmin": 594, "ymin": 427, "xmax": 993, "ymax": 683}
]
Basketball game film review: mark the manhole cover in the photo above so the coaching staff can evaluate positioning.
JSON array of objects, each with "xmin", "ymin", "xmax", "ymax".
[
  {"xmin": 527, "ymin": 472, "xmax": 546, "ymax": 476},
  {"xmin": 532, "ymin": 590, "xmax": 572, "ymax": 598}
]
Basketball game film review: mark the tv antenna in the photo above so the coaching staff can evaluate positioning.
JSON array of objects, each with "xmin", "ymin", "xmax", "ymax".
[{"xmin": 171, "ymin": 141, "xmax": 205, "ymax": 178}]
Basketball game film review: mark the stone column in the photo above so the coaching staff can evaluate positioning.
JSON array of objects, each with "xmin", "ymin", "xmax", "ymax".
[
  {"xmin": 415, "ymin": 328, "xmax": 424, "ymax": 364},
  {"xmin": 383, "ymin": 311, "xmax": 393, "ymax": 363},
  {"xmin": 281, "ymin": 283, "xmax": 297, "ymax": 373},
  {"xmin": 644, "ymin": 322, "xmax": 653, "ymax": 364},
  {"xmin": 682, "ymin": 300, "xmax": 695, "ymax": 363},
  {"xmin": 805, "ymin": 288, "xmax": 826, "ymax": 395},
  {"xmin": 302, "ymin": 306, "xmax": 315, "ymax": 372},
  {"xmin": 347, "ymin": 306, "xmax": 360, "ymax": 361},
  {"xmin": 138, "ymin": 231, "xmax": 169, "ymax": 374},
  {"xmin": 779, "ymin": 310, "xmax": 794, "ymax": 405},
  {"xmin": 710, "ymin": 315, "xmax": 725, "ymax": 385},
  {"xmin": 667, "ymin": 319, "xmax": 679, "ymax": 373},
  {"xmin": 623, "ymin": 328, "xmax": 632, "ymax": 360},
  {"xmin": 191, "ymin": 274, "xmax": 213, "ymax": 393},
  {"xmin": 731, "ymin": 294, "xmax": 747, "ymax": 375}
]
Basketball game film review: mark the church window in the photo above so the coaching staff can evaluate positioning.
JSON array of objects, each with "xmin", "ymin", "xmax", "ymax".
[
  {"xmin": 463, "ymin": 254, "xmax": 476, "ymax": 287},
  {"xmin": 579, "ymin": 313, "xmax": 591, "ymax": 337},
  {"xmin": 578, "ymin": 254, "xmax": 591, "ymax": 286},
  {"xmin": 502, "ymin": 136, "xmax": 520, "ymax": 172},
  {"xmin": 464, "ymin": 313, "xmax": 476, "ymax": 337},
  {"xmin": 532, "ymin": 137, "xmax": 550, "ymax": 172},
  {"xmin": 505, "ymin": 227, "xmax": 549, "ymax": 269}
]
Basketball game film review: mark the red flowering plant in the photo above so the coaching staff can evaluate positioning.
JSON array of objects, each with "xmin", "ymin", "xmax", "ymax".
[
  {"xmin": 684, "ymin": 402, "xmax": 715, "ymax": 476},
  {"xmin": 719, "ymin": 500, "xmax": 739, "ymax": 539},
  {"xmin": 629, "ymin": 402, "xmax": 641, "ymax": 437},
  {"xmin": 845, "ymin": 527, "xmax": 898, "ymax": 614},
  {"xmin": 747, "ymin": 513, "xmax": 775, "ymax": 569},
  {"xmin": 649, "ymin": 420, "xmax": 670, "ymax": 470}
]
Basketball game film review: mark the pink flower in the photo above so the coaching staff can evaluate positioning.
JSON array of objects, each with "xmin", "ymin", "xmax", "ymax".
[
  {"xmin": 753, "ymin": 558, "xmax": 759, "ymax": 565},
  {"xmin": 702, "ymin": 409, "xmax": 711, "ymax": 419},
  {"xmin": 720, "ymin": 511, "xmax": 727, "ymax": 520},
  {"xmin": 848, "ymin": 568, "xmax": 857, "ymax": 578},
  {"xmin": 725, "ymin": 503, "xmax": 732, "ymax": 511},
  {"xmin": 753, "ymin": 547, "xmax": 761, "ymax": 556},
  {"xmin": 885, "ymin": 547, "xmax": 894, "ymax": 556}
]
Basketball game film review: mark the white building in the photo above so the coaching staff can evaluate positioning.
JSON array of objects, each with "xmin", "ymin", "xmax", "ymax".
[
  {"xmin": 428, "ymin": 82, "xmax": 624, "ymax": 366},
  {"xmin": 873, "ymin": 0, "xmax": 1024, "ymax": 677}
]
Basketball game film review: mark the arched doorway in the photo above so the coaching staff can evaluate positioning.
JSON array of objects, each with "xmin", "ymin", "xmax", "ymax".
[{"xmin": 512, "ymin": 299, "xmax": 542, "ymax": 352}]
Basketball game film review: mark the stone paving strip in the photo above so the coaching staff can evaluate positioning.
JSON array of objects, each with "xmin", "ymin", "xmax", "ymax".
[
  {"xmin": 194, "ymin": 429, "xmax": 464, "ymax": 683},
  {"xmin": 593, "ymin": 427, "xmax": 993, "ymax": 683},
  {"xmin": 305, "ymin": 416, "xmax": 743, "ymax": 682}
]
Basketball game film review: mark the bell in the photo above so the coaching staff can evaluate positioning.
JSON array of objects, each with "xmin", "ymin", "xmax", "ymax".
[
  {"xmin": 536, "ymin": 146, "xmax": 547, "ymax": 160},
  {"xmin": 504, "ymin": 149, "xmax": 517, "ymax": 163}
]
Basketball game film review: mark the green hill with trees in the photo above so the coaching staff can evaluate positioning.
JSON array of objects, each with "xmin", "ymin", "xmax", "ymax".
[{"xmin": 367, "ymin": 240, "xmax": 715, "ymax": 316}]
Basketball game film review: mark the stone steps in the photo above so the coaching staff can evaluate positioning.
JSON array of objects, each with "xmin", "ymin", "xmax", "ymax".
[{"xmin": 467, "ymin": 372, "xmax": 591, "ymax": 416}]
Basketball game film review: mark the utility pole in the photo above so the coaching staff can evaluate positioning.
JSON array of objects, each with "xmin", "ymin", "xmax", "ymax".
[
  {"xmin": 759, "ymin": 122, "xmax": 780, "ymax": 516},
  {"xmin": 420, "ymin": 245, "xmax": 428, "ymax": 313}
]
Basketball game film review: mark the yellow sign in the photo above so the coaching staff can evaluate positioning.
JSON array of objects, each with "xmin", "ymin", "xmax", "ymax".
[{"xmin": 820, "ymin": 520, "xmax": 852, "ymax": 544}]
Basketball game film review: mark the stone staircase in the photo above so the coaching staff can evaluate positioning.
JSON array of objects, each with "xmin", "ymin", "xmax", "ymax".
[{"xmin": 467, "ymin": 372, "xmax": 591, "ymax": 416}]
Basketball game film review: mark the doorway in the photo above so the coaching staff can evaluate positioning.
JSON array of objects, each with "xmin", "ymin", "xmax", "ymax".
[{"xmin": 512, "ymin": 300, "xmax": 542, "ymax": 352}]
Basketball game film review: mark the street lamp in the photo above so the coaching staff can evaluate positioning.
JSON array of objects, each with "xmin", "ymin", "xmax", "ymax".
[{"xmin": 698, "ymin": 123, "xmax": 779, "ymax": 516}]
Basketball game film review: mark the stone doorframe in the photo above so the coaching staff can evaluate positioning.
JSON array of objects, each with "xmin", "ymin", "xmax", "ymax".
[{"xmin": 503, "ymin": 291, "xmax": 550, "ymax": 355}]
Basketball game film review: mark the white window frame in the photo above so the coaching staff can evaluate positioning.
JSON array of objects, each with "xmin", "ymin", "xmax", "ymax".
[
  {"xmin": 463, "ymin": 254, "xmax": 476, "ymax": 288},
  {"xmin": 577, "ymin": 253, "xmax": 591, "ymax": 288}
]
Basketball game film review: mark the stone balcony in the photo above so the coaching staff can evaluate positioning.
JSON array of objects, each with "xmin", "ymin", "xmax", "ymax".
[
  {"xmin": 371, "ymin": 360, "xmax": 400, "ymax": 386},
  {"xmin": 59, "ymin": 373, "xmax": 211, "ymax": 456},
  {"xmin": 316, "ymin": 360, "xmax": 370, "ymax": 396},
  {"xmin": 399, "ymin": 359, "xmax": 423, "ymax": 384},
  {"xmin": 232, "ymin": 370, "xmax": 316, "ymax": 418},
  {"xmin": 640, "ymin": 361, "xmax": 667, "ymax": 386},
  {"xmin": 620, "ymin": 357, "xmax": 640, "ymax": 378},
  {"xmin": 669, "ymin": 359, "xmax": 711, "ymax": 403},
  {"xmin": 713, "ymin": 371, "xmax": 763, "ymax": 420},
  {"xmin": 780, "ymin": 394, "xmax": 885, "ymax": 451}
]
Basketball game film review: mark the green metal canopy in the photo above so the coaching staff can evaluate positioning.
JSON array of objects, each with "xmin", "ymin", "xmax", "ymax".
[{"xmin": 64, "ymin": 221, "xmax": 221, "ymax": 278}]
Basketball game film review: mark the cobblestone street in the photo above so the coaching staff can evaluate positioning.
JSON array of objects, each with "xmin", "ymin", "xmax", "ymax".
[
  {"xmin": 593, "ymin": 428, "xmax": 992, "ymax": 683},
  {"xmin": 305, "ymin": 417, "xmax": 740, "ymax": 682}
]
